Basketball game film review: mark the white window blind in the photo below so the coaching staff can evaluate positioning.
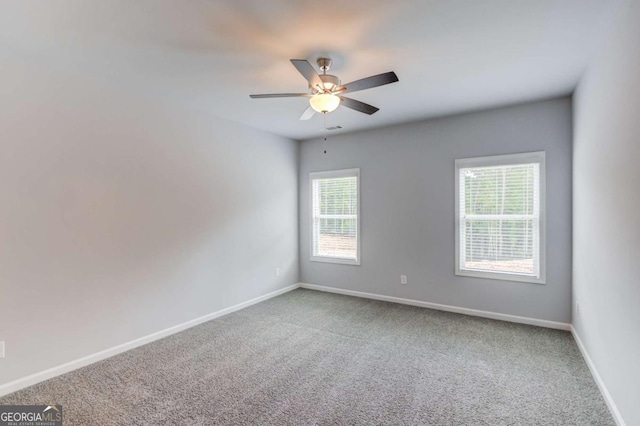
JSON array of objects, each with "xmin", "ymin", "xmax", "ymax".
[
  {"xmin": 310, "ymin": 169, "xmax": 360, "ymax": 265},
  {"xmin": 455, "ymin": 152, "xmax": 545, "ymax": 283}
]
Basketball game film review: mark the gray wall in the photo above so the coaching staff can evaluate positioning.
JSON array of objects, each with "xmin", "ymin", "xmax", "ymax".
[
  {"xmin": 572, "ymin": 1, "xmax": 640, "ymax": 424},
  {"xmin": 299, "ymin": 98, "xmax": 572, "ymax": 323},
  {"xmin": 0, "ymin": 60, "xmax": 299, "ymax": 386}
]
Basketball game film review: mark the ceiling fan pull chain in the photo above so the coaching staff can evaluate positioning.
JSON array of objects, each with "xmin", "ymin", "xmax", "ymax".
[{"xmin": 323, "ymin": 112, "xmax": 328, "ymax": 154}]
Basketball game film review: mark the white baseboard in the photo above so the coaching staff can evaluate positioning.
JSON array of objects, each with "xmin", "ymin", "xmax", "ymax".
[
  {"xmin": 299, "ymin": 283, "xmax": 571, "ymax": 331},
  {"xmin": 3, "ymin": 282, "xmax": 622, "ymax": 426},
  {"xmin": 570, "ymin": 327, "xmax": 626, "ymax": 426},
  {"xmin": 300, "ymin": 283, "xmax": 626, "ymax": 422},
  {"xmin": 0, "ymin": 283, "xmax": 301, "ymax": 398}
]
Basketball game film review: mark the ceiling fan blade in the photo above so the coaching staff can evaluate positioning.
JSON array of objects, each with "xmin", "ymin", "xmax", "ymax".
[
  {"xmin": 249, "ymin": 93, "xmax": 311, "ymax": 99},
  {"xmin": 338, "ymin": 71, "xmax": 399, "ymax": 94},
  {"xmin": 290, "ymin": 59, "xmax": 323, "ymax": 89},
  {"xmin": 340, "ymin": 97, "xmax": 379, "ymax": 115},
  {"xmin": 299, "ymin": 105, "xmax": 315, "ymax": 121}
]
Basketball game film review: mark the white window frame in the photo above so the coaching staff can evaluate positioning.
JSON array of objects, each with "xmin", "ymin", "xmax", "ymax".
[
  {"xmin": 455, "ymin": 152, "xmax": 546, "ymax": 284},
  {"xmin": 310, "ymin": 168, "xmax": 361, "ymax": 266}
]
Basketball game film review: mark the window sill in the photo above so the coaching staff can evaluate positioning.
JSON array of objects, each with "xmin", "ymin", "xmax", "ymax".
[
  {"xmin": 311, "ymin": 256, "xmax": 360, "ymax": 266},
  {"xmin": 456, "ymin": 268, "xmax": 546, "ymax": 284}
]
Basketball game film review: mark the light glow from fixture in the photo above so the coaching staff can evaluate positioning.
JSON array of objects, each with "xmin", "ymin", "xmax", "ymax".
[
  {"xmin": 323, "ymin": 81, "xmax": 336, "ymax": 91},
  {"xmin": 309, "ymin": 93, "xmax": 340, "ymax": 113}
]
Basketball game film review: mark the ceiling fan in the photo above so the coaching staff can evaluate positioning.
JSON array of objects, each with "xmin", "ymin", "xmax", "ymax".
[{"xmin": 250, "ymin": 58, "xmax": 399, "ymax": 120}]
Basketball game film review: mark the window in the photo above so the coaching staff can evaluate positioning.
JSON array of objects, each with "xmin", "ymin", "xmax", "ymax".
[
  {"xmin": 455, "ymin": 152, "xmax": 545, "ymax": 283},
  {"xmin": 310, "ymin": 168, "xmax": 360, "ymax": 265}
]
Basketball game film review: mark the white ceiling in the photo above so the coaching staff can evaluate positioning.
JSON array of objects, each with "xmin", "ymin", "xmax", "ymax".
[{"xmin": 1, "ymin": 0, "xmax": 618, "ymax": 140}]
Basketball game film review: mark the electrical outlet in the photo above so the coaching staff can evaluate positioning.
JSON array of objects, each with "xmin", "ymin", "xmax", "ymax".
[
  {"xmin": 0, "ymin": 341, "xmax": 5, "ymax": 359},
  {"xmin": 275, "ymin": 268, "xmax": 280, "ymax": 277},
  {"xmin": 400, "ymin": 275, "xmax": 408, "ymax": 285}
]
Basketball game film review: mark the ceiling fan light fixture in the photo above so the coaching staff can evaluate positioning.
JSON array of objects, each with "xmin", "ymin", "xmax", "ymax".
[{"xmin": 310, "ymin": 93, "xmax": 340, "ymax": 113}]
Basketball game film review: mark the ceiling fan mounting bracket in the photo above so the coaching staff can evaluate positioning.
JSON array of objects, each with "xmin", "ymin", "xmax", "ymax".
[{"xmin": 316, "ymin": 57, "xmax": 332, "ymax": 73}]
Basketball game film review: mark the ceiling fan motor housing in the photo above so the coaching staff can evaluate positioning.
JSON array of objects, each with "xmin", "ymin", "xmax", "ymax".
[
  {"xmin": 313, "ymin": 74, "xmax": 340, "ymax": 92},
  {"xmin": 312, "ymin": 57, "xmax": 340, "ymax": 92}
]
